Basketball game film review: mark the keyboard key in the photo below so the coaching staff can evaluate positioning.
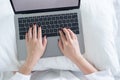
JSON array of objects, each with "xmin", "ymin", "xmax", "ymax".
[
  {"xmin": 68, "ymin": 23, "xmax": 72, "ymax": 27},
  {"xmin": 50, "ymin": 29, "xmax": 53, "ymax": 33},
  {"xmin": 50, "ymin": 21, "xmax": 53, "ymax": 24},
  {"xmin": 54, "ymin": 21, "xmax": 57, "ymax": 24},
  {"xmin": 58, "ymin": 20, "xmax": 62, "ymax": 24},
  {"xmin": 72, "ymin": 14, "xmax": 77, "ymax": 18},
  {"xmin": 64, "ymin": 15, "xmax": 67, "ymax": 19},
  {"xmin": 60, "ymin": 16, "xmax": 63, "ymax": 19},
  {"xmin": 52, "ymin": 17, "xmax": 55, "ymax": 20},
  {"xmin": 20, "ymin": 36, "xmax": 24, "ymax": 40},
  {"xmin": 72, "ymin": 23, "xmax": 78, "ymax": 26},
  {"xmin": 19, "ymin": 32, "xmax": 26, "ymax": 36},
  {"xmin": 74, "ymin": 18, "xmax": 78, "ymax": 22},
  {"xmin": 42, "ymin": 30, "xmax": 45, "ymax": 34},
  {"xmin": 75, "ymin": 30, "xmax": 79, "ymax": 34},
  {"xmin": 19, "ymin": 28, "xmax": 25, "ymax": 31},
  {"xmin": 54, "ymin": 29, "xmax": 57, "ymax": 33}
]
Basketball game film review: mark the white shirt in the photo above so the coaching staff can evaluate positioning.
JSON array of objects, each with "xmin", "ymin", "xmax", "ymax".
[{"xmin": 9, "ymin": 70, "xmax": 115, "ymax": 80}]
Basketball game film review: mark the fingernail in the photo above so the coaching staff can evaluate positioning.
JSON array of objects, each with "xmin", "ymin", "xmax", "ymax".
[
  {"xmin": 38, "ymin": 24, "xmax": 40, "ymax": 27},
  {"xmin": 30, "ymin": 23, "xmax": 33, "ymax": 27},
  {"xmin": 33, "ymin": 23, "xmax": 36, "ymax": 25}
]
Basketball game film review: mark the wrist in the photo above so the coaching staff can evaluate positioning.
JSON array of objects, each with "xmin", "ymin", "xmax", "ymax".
[
  {"xmin": 19, "ymin": 63, "xmax": 33, "ymax": 75},
  {"xmin": 25, "ymin": 56, "xmax": 39, "ymax": 68},
  {"xmin": 72, "ymin": 54, "xmax": 83, "ymax": 63}
]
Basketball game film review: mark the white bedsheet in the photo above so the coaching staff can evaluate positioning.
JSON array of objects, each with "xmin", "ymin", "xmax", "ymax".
[{"xmin": 9, "ymin": 70, "xmax": 115, "ymax": 80}]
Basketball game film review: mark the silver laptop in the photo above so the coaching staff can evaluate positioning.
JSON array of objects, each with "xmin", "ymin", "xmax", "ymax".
[{"xmin": 10, "ymin": 0, "xmax": 85, "ymax": 60}]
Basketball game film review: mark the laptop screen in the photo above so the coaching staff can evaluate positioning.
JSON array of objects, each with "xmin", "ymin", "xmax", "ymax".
[{"xmin": 10, "ymin": 0, "xmax": 80, "ymax": 14}]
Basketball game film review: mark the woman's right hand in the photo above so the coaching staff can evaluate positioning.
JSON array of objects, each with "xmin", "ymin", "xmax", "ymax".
[
  {"xmin": 58, "ymin": 28, "xmax": 82, "ymax": 61},
  {"xmin": 58, "ymin": 28, "xmax": 98, "ymax": 74}
]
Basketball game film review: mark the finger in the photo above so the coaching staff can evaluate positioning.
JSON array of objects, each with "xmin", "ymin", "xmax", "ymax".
[
  {"xmin": 59, "ymin": 30, "xmax": 66, "ymax": 43},
  {"xmin": 63, "ymin": 28, "xmax": 71, "ymax": 41},
  {"xmin": 25, "ymin": 33, "xmax": 29, "ymax": 42},
  {"xmin": 28, "ymin": 27, "xmax": 32, "ymax": 39},
  {"xmin": 42, "ymin": 36, "xmax": 47, "ymax": 48},
  {"xmin": 68, "ymin": 29, "xmax": 76, "ymax": 39},
  {"xmin": 38, "ymin": 27, "xmax": 42, "ymax": 41},
  {"xmin": 33, "ymin": 24, "xmax": 37, "ymax": 39},
  {"xmin": 58, "ymin": 38, "xmax": 64, "ymax": 52}
]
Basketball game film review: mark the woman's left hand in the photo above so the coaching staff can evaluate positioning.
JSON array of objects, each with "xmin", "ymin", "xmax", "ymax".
[{"xmin": 19, "ymin": 24, "xmax": 47, "ymax": 75}]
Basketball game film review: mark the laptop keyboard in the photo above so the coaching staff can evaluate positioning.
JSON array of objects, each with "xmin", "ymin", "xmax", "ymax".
[{"xmin": 18, "ymin": 13, "xmax": 79, "ymax": 40}]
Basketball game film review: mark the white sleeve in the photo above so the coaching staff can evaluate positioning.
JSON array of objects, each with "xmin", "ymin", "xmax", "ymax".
[
  {"xmin": 85, "ymin": 70, "xmax": 115, "ymax": 80},
  {"xmin": 9, "ymin": 72, "xmax": 31, "ymax": 80}
]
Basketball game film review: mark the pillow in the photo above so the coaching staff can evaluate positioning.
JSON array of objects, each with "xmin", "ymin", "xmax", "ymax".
[{"xmin": 0, "ymin": 0, "xmax": 120, "ymax": 76}]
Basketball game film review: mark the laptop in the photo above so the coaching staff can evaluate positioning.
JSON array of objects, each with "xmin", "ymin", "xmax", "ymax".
[{"xmin": 10, "ymin": 0, "xmax": 85, "ymax": 61}]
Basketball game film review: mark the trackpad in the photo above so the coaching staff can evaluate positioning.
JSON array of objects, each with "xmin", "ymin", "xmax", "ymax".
[{"xmin": 42, "ymin": 36, "xmax": 63, "ymax": 58}]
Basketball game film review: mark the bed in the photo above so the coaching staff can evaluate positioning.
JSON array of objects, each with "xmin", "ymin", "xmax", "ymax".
[{"xmin": 0, "ymin": 0, "xmax": 120, "ymax": 80}]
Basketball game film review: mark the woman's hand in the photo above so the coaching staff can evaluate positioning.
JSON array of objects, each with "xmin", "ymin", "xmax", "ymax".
[
  {"xmin": 58, "ymin": 28, "xmax": 98, "ymax": 74},
  {"xmin": 58, "ymin": 28, "xmax": 82, "ymax": 61},
  {"xmin": 25, "ymin": 24, "xmax": 47, "ymax": 66},
  {"xmin": 19, "ymin": 24, "xmax": 47, "ymax": 75}
]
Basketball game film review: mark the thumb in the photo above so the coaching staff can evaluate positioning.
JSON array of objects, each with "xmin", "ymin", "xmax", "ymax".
[{"xmin": 42, "ymin": 36, "xmax": 47, "ymax": 48}]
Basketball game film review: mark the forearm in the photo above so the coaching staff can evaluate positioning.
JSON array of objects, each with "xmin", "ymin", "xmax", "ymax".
[{"xmin": 72, "ymin": 55, "xmax": 98, "ymax": 75}]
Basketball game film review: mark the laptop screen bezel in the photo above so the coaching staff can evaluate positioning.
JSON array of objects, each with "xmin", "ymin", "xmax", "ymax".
[{"xmin": 10, "ymin": 0, "xmax": 80, "ymax": 14}]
